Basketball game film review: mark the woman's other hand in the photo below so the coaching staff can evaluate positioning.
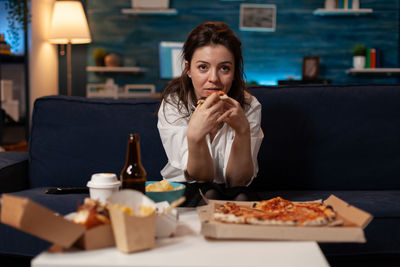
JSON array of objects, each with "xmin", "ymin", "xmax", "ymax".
[
  {"xmin": 187, "ymin": 93, "xmax": 224, "ymax": 142},
  {"xmin": 218, "ymin": 97, "xmax": 250, "ymax": 135}
]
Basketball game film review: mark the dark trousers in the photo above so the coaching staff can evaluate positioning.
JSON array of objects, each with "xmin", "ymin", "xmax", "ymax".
[{"xmin": 181, "ymin": 182, "xmax": 259, "ymax": 207}]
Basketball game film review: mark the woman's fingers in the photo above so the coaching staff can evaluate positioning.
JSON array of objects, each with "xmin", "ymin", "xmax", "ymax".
[
  {"xmin": 201, "ymin": 93, "xmax": 220, "ymax": 108},
  {"xmin": 217, "ymin": 110, "xmax": 233, "ymax": 123}
]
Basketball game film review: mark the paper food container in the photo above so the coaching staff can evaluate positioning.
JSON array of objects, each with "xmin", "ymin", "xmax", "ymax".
[
  {"xmin": 155, "ymin": 201, "xmax": 178, "ymax": 238},
  {"xmin": 0, "ymin": 194, "xmax": 115, "ymax": 250},
  {"xmin": 199, "ymin": 195, "xmax": 373, "ymax": 243},
  {"xmin": 108, "ymin": 190, "xmax": 157, "ymax": 253}
]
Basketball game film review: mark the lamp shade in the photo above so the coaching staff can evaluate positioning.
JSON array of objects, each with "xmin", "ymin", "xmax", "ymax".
[{"xmin": 49, "ymin": 1, "xmax": 91, "ymax": 44}]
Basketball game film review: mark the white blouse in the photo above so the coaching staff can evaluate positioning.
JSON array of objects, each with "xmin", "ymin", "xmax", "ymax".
[{"xmin": 157, "ymin": 92, "xmax": 264, "ymax": 185}]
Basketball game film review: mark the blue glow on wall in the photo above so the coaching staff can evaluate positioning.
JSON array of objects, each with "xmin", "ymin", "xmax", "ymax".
[
  {"xmin": 86, "ymin": 0, "xmax": 400, "ymax": 93},
  {"xmin": 0, "ymin": 2, "xmax": 25, "ymax": 55}
]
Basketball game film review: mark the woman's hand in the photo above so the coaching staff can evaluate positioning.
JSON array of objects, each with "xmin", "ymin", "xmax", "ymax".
[
  {"xmin": 187, "ymin": 93, "xmax": 224, "ymax": 143},
  {"xmin": 218, "ymin": 97, "xmax": 250, "ymax": 135}
]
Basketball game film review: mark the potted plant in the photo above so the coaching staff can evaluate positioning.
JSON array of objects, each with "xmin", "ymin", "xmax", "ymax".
[
  {"xmin": 352, "ymin": 44, "xmax": 366, "ymax": 69},
  {"xmin": 93, "ymin": 48, "xmax": 107, "ymax": 66}
]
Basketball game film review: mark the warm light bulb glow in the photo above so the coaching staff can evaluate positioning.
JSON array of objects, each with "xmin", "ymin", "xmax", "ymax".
[{"xmin": 48, "ymin": 1, "xmax": 91, "ymax": 44}]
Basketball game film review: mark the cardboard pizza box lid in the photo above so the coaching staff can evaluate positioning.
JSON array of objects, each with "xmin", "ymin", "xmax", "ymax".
[
  {"xmin": 1, "ymin": 194, "xmax": 85, "ymax": 248},
  {"xmin": 199, "ymin": 195, "xmax": 372, "ymax": 243},
  {"xmin": 324, "ymin": 195, "xmax": 373, "ymax": 229}
]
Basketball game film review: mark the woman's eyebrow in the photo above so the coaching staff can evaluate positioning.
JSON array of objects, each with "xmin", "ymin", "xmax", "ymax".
[{"xmin": 195, "ymin": 60, "xmax": 233, "ymax": 65}]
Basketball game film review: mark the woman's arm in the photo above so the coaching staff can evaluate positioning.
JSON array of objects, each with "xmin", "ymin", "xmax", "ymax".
[
  {"xmin": 186, "ymin": 93, "xmax": 224, "ymax": 182},
  {"xmin": 225, "ymin": 129, "xmax": 253, "ymax": 187},
  {"xmin": 219, "ymin": 98, "xmax": 254, "ymax": 187}
]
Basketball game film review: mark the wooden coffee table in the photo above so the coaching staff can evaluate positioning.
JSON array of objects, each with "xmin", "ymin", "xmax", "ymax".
[{"xmin": 32, "ymin": 208, "xmax": 329, "ymax": 267}]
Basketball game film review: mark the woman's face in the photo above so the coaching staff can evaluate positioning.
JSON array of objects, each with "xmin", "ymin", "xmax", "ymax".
[{"xmin": 187, "ymin": 44, "xmax": 235, "ymax": 99}]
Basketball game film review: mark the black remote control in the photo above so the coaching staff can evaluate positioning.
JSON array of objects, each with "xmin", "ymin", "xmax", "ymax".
[{"xmin": 45, "ymin": 187, "xmax": 89, "ymax": 194}]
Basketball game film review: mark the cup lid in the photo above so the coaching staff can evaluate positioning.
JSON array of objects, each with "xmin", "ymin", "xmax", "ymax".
[{"xmin": 87, "ymin": 173, "xmax": 121, "ymax": 189}]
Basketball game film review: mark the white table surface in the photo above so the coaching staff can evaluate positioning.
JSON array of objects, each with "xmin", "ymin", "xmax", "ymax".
[{"xmin": 32, "ymin": 208, "xmax": 330, "ymax": 267}]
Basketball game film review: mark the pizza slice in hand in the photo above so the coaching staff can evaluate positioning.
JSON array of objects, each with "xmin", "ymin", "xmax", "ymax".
[{"xmin": 197, "ymin": 91, "xmax": 228, "ymax": 105}]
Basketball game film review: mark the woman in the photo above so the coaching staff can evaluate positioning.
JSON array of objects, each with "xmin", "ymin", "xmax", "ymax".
[{"xmin": 158, "ymin": 21, "xmax": 263, "ymax": 206}]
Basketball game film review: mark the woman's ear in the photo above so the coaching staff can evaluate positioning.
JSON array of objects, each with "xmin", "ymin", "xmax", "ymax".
[{"xmin": 185, "ymin": 61, "xmax": 191, "ymax": 78}]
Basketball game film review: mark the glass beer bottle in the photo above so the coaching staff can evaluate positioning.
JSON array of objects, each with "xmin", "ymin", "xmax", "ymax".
[{"xmin": 120, "ymin": 133, "xmax": 147, "ymax": 194}]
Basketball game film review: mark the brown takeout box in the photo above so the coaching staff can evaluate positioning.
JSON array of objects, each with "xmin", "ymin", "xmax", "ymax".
[
  {"xmin": 198, "ymin": 195, "xmax": 373, "ymax": 243},
  {"xmin": 0, "ymin": 194, "xmax": 115, "ymax": 250},
  {"xmin": 108, "ymin": 204, "xmax": 156, "ymax": 254}
]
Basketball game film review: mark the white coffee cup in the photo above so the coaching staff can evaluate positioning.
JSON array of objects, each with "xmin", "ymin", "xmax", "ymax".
[{"xmin": 87, "ymin": 173, "xmax": 121, "ymax": 204}]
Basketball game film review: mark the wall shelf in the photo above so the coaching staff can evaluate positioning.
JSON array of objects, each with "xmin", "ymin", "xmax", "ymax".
[
  {"xmin": 86, "ymin": 66, "xmax": 146, "ymax": 73},
  {"xmin": 121, "ymin": 8, "xmax": 178, "ymax": 15},
  {"xmin": 313, "ymin": 8, "xmax": 373, "ymax": 16},
  {"xmin": 347, "ymin": 68, "xmax": 400, "ymax": 77}
]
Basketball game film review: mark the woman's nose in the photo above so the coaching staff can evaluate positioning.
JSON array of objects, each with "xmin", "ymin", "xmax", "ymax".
[{"xmin": 208, "ymin": 69, "xmax": 219, "ymax": 83}]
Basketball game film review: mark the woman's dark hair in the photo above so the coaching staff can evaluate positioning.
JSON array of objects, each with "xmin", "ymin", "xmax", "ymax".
[{"xmin": 161, "ymin": 21, "xmax": 246, "ymax": 117}]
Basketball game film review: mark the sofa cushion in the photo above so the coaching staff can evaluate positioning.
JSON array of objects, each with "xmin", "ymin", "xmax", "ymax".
[
  {"xmin": 0, "ymin": 187, "xmax": 88, "ymax": 256},
  {"xmin": 249, "ymin": 85, "xmax": 400, "ymax": 190},
  {"xmin": 0, "ymin": 152, "xmax": 29, "ymax": 193},
  {"xmin": 29, "ymin": 96, "xmax": 167, "ymax": 188}
]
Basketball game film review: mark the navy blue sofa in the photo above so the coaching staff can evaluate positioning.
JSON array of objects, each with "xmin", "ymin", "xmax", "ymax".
[{"xmin": 0, "ymin": 85, "xmax": 399, "ymax": 266}]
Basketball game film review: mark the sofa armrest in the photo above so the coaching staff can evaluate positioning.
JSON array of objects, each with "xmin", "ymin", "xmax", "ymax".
[{"xmin": 0, "ymin": 152, "xmax": 29, "ymax": 193}]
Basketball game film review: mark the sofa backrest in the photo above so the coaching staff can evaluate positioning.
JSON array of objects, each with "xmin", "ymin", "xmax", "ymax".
[
  {"xmin": 249, "ymin": 85, "xmax": 400, "ymax": 190},
  {"xmin": 30, "ymin": 85, "xmax": 400, "ymax": 191},
  {"xmin": 29, "ymin": 96, "xmax": 167, "ymax": 187}
]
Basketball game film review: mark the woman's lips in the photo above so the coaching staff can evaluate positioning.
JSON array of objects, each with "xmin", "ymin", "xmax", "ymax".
[{"xmin": 204, "ymin": 89, "xmax": 222, "ymax": 95}]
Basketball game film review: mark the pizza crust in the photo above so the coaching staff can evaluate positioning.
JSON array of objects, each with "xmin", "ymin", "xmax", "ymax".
[{"xmin": 196, "ymin": 91, "xmax": 228, "ymax": 105}]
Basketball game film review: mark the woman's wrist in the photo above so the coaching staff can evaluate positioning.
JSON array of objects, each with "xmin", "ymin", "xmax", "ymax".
[
  {"xmin": 235, "ymin": 122, "xmax": 250, "ymax": 136},
  {"xmin": 187, "ymin": 128, "xmax": 206, "ymax": 144}
]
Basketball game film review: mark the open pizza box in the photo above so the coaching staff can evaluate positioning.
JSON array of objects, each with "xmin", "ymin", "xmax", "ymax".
[
  {"xmin": 0, "ymin": 194, "xmax": 115, "ymax": 251},
  {"xmin": 198, "ymin": 195, "xmax": 373, "ymax": 243}
]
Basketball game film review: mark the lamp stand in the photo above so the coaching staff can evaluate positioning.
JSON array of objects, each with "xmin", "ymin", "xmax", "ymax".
[{"xmin": 67, "ymin": 42, "xmax": 72, "ymax": 96}]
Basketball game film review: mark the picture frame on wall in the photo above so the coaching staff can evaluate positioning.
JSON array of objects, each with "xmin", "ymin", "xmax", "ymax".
[
  {"xmin": 302, "ymin": 56, "xmax": 320, "ymax": 81},
  {"xmin": 159, "ymin": 41, "xmax": 184, "ymax": 79},
  {"xmin": 239, "ymin": 4, "xmax": 276, "ymax": 32}
]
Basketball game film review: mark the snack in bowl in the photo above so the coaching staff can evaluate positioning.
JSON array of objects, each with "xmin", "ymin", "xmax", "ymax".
[
  {"xmin": 146, "ymin": 179, "xmax": 183, "ymax": 192},
  {"xmin": 213, "ymin": 197, "xmax": 340, "ymax": 227},
  {"xmin": 72, "ymin": 198, "xmax": 110, "ymax": 229},
  {"xmin": 145, "ymin": 181, "xmax": 185, "ymax": 204}
]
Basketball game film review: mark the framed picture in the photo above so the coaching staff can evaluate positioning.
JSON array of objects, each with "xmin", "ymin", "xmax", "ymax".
[
  {"xmin": 302, "ymin": 57, "xmax": 320, "ymax": 81},
  {"xmin": 240, "ymin": 4, "xmax": 276, "ymax": 32},
  {"xmin": 159, "ymin": 41, "xmax": 184, "ymax": 79}
]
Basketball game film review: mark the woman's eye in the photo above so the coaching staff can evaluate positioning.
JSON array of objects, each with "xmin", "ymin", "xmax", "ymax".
[
  {"xmin": 221, "ymin": 66, "xmax": 230, "ymax": 72},
  {"xmin": 198, "ymin": 65, "xmax": 207, "ymax": 71}
]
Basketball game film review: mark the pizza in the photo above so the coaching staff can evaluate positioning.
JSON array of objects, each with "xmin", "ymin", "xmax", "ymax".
[
  {"xmin": 213, "ymin": 197, "xmax": 339, "ymax": 227},
  {"xmin": 197, "ymin": 91, "xmax": 228, "ymax": 105}
]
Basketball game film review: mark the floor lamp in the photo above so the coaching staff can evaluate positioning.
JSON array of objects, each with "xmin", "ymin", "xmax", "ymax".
[{"xmin": 48, "ymin": 1, "xmax": 91, "ymax": 96}]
